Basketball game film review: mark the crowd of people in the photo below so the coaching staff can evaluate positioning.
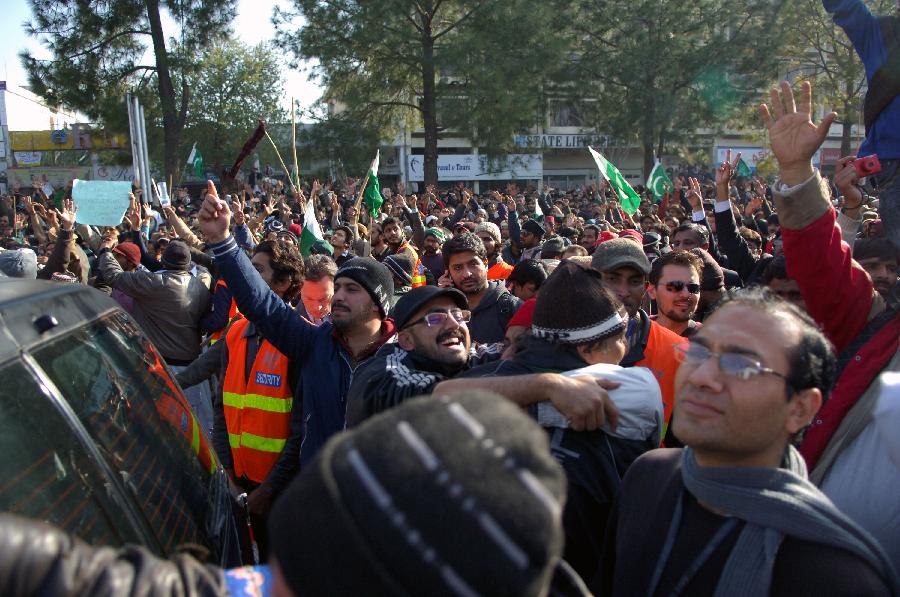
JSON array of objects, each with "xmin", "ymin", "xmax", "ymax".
[
  {"xmin": 1, "ymin": 79, "xmax": 898, "ymax": 595},
  {"xmin": 2, "ymin": 0, "xmax": 900, "ymax": 589}
]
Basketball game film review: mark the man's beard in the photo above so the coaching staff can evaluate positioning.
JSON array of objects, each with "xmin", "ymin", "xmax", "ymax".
[{"xmin": 331, "ymin": 303, "xmax": 366, "ymax": 333}]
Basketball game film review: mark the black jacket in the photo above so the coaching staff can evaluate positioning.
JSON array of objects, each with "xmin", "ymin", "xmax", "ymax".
[
  {"xmin": 467, "ymin": 280, "xmax": 522, "ymax": 344},
  {"xmin": 460, "ymin": 336, "xmax": 656, "ymax": 582}
]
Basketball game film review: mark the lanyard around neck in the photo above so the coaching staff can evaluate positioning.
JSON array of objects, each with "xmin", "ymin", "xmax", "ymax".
[{"xmin": 645, "ymin": 490, "xmax": 740, "ymax": 597}]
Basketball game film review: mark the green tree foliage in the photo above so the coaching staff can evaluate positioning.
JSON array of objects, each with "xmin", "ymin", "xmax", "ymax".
[
  {"xmin": 20, "ymin": 0, "xmax": 237, "ymax": 181},
  {"xmin": 569, "ymin": 0, "xmax": 790, "ymax": 177},
  {"xmin": 274, "ymin": 0, "xmax": 569, "ymax": 185},
  {"xmin": 783, "ymin": 0, "xmax": 894, "ymax": 158},
  {"xmin": 185, "ymin": 40, "xmax": 286, "ymax": 175}
]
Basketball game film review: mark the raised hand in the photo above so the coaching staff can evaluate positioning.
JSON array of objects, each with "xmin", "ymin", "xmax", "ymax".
[
  {"xmin": 262, "ymin": 195, "xmax": 274, "ymax": 218},
  {"xmin": 686, "ymin": 177, "xmax": 703, "ymax": 211},
  {"xmin": 716, "ymin": 149, "xmax": 742, "ymax": 194},
  {"xmin": 125, "ymin": 194, "xmax": 142, "ymax": 230},
  {"xmin": 57, "ymin": 198, "xmax": 78, "ymax": 231},
  {"xmin": 45, "ymin": 207, "xmax": 59, "ymax": 231},
  {"xmin": 760, "ymin": 81, "xmax": 836, "ymax": 184},
  {"xmin": 198, "ymin": 180, "xmax": 231, "ymax": 244},
  {"xmin": 232, "ymin": 200, "xmax": 246, "ymax": 226}
]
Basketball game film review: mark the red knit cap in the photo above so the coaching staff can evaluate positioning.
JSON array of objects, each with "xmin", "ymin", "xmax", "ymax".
[
  {"xmin": 507, "ymin": 297, "xmax": 537, "ymax": 329},
  {"xmin": 113, "ymin": 242, "xmax": 141, "ymax": 267}
]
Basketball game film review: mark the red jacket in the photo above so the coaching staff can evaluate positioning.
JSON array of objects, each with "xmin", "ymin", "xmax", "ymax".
[{"xmin": 782, "ymin": 207, "xmax": 900, "ymax": 469}]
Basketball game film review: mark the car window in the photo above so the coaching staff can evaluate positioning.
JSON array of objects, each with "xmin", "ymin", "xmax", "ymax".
[
  {"xmin": 31, "ymin": 311, "xmax": 223, "ymax": 557},
  {"xmin": 0, "ymin": 359, "xmax": 139, "ymax": 547}
]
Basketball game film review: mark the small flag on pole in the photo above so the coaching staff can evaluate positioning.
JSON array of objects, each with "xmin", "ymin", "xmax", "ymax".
[
  {"xmin": 647, "ymin": 160, "xmax": 674, "ymax": 204},
  {"xmin": 587, "ymin": 147, "xmax": 641, "ymax": 215},
  {"xmin": 736, "ymin": 158, "xmax": 752, "ymax": 178},
  {"xmin": 300, "ymin": 197, "xmax": 332, "ymax": 256},
  {"xmin": 362, "ymin": 150, "xmax": 382, "ymax": 217},
  {"xmin": 187, "ymin": 143, "xmax": 204, "ymax": 178}
]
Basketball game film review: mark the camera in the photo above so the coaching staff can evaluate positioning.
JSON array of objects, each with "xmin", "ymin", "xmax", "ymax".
[{"xmin": 852, "ymin": 154, "xmax": 882, "ymax": 177}]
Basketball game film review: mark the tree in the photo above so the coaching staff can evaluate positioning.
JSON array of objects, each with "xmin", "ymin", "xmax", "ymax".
[
  {"xmin": 20, "ymin": 0, "xmax": 237, "ymax": 182},
  {"xmin": 783, "ymin": 0, "xmax": 894, "ymax": 158},
  {"xmin": 569, "ymin": 0, "xmax": 790, "ymax": 178},
  {"xmin": 185, "ymin": 40, "xmax": 286, "ymax": 175},
  {"xmin": 274, "ymin": 0, "xmax": 569, "ymax": 185}
]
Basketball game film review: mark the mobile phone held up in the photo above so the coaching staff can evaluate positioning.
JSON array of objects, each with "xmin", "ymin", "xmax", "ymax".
[{"xmin": 853, "ymin": 154, "xmax": 882, "ymax": 178}]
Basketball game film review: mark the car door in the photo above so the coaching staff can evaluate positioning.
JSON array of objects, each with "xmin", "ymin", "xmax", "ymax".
[{"xmin": 29, "ymin": 311, "xmax": 240, "ymax": 566}]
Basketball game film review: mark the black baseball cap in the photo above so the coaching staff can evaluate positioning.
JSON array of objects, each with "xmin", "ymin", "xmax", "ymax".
[{"xmin": 391, "ymin": 286, "xmax": 468, "ymax": 330}]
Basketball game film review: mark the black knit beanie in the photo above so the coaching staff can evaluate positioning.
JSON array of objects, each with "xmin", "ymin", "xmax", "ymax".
[
  {"xmin": 269, "ymin": 391, "xmax": 567, "ymax": 597},
  {"xmin": 160, "ymin": 240, "xmax": 192, "ymax": 272},
  {"xmin": 532, "ymin": 260, "xmax": 626, "ymax": 344},
  {"xmin": 384, "ymin": 253, "xmax": 415, "ymax": 287},
  {"xmin": 335, "ymin": 257, "xmax": 394, "ymax": 318}
]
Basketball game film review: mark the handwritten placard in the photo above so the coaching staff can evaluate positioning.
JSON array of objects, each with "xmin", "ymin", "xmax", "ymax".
[{"xmin": 72, "ymin": 180, "xmax": 133, "ymax": 226}]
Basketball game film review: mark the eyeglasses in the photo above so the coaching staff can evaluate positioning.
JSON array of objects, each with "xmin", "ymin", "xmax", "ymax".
[
  {"xmin": 664, "ymin": 280, "xmax": 701, "ymax": 294},
  {"xmin": 405, "ymin": 309, "xmax": 471, "ymax": 329},
  {"xmin": 674, "ymin": 341, "xmax": 793, "ymax": 389}
]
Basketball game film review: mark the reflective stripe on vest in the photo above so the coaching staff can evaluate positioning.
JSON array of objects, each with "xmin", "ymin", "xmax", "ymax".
[
  {"xmin": 223, "ymin": 318, "xmax": 293, "ymax": 483},
  {"xmin": 411, "ymin": 259, "xmax": 427, "ymax": 287},
  {"xmin": 398, "ymin": 242, "xmax": 427, "ymax": 288}
]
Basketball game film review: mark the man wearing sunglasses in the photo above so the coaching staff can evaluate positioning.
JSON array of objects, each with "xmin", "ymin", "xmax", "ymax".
[
  {"xmin": 647, "ymin": 251, "xmax": 704, "ymax": 337},
  {"xmin": 599, "ymin": 288, "xmax": 896, "ymax": 596},
  {"xmin": 346, "ymin": 285, "xmax": 619, "ymax": 434}
]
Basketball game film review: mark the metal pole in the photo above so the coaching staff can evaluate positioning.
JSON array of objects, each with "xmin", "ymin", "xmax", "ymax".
[
  {"xmin": 127, "ymin": 94, "xmax": 141, "ymax": 190},
  {"xmin": 137, "ymin": 103, "xmax": 153, "ymax": 205}
]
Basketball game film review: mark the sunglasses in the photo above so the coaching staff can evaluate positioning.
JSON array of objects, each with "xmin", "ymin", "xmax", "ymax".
[{"xmin": 664, "ymin": 280, "xmax": 700, "ymax": 294}]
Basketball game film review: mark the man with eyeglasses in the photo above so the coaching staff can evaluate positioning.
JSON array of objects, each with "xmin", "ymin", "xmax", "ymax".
[
  {"xmin": 647, "ymin": 251, "xmax": 704, "ymax": 337},
  {"xmin": 598, "ymin": 287, "xmax": 896, "ymax": 596},
  {"xmin": 346, "ymin": 285, "xmax": 620, "ymax": 434}
]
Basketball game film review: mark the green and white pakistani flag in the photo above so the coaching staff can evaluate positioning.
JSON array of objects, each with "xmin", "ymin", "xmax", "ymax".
[
  {"xmin": 300, "ymin": 197, "xmax": 332, "ymax": 256},
  {"xmin": 647, "ymin": 160, "xmax": 674, "ymax": 204},
  {"xmin": 736, "ymin": 157, "xmax": 752, "ymax": 178},
  {"xmin": 186, "ymin": 143, "xmax": 204, "ymax": 178},
  {"xmin": 587, "ymin": 146, "xmax": 641, "ymax": 215},
  {"xmin": 362, "ymin": 150, "xmax": 382, "ymax": 218}
]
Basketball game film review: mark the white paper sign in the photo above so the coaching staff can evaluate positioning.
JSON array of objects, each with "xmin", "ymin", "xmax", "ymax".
[{"xmin": 72, "ymin": 179, "xmax": 133, "ymax": 226}]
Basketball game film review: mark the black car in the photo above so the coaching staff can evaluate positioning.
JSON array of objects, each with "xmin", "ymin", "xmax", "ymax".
[{"xmin": 0, "ymin": 280, "xmax": 240, "ymax": 566}]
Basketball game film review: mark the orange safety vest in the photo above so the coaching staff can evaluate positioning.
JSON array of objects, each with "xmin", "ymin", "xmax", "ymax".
[
  {"xmin": 222, "ymin": 318, "xmax": 293, "ymax": 483},
  {"xmin": 635, "ymin": 320, "xmax": 683, "ymax": 436},
  {"xmin": 487, "ymin": 260, "xmax": 515, "ymax": 280},
  {"xmin": 149, "ymin": 352, "xmax": 217, "ymax": 474},
  {"xmin": 210, "ymin": 279, "xmax": 241, "ymax": 344},
  {"xmin": 397, "ymin": 241, "xmax": 427, "ymax": 288}
]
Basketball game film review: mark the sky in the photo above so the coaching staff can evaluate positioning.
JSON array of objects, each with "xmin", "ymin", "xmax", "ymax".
[{"xmin": 0, "ymin": 0, "xmax": 324, "ymax": 131}]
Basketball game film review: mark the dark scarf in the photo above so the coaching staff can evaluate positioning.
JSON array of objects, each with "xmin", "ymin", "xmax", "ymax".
[{"xmin": 660, "ymin": 446, "xmax": 899, "ymax": 596}]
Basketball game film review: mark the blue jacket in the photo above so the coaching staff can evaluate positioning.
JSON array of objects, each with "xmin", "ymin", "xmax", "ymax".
[
  {"xmin": 825, "ymin": 0, "xmax": 900, "ymax": 158},
  {"xmin": 208, "ymin": 235, "xmax": 393, "ymax": 465}
]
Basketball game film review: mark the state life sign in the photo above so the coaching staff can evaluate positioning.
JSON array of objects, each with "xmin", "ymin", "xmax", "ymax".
[
  {"xmin": 514, "ymin": 134, "xmax": 612, "ymax": 149},
  {"xmin": 407, "ymin": 154, "xmax": 542, "ymax": 182}
]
